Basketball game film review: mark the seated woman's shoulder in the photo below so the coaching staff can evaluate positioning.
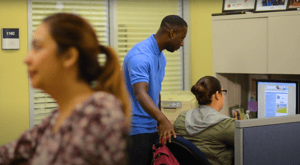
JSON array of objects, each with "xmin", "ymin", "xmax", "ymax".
[
  {"xmin": 173, "ymin": 110, "xmax": 189, "ymax": 128},
  {"xmin": 218, "ymin": 118, "xmax": 235, "ymax": 128},
  {"xmin": 179, "ymin": 110, "xmax": 189, "ymax": 116},
  {"xmin": 176, "ymin": 110, "xmax": 189, "ymax": 120},
  {"xmin": 224, "ymin": 118, "xmax": 235, "ymax": 122}
]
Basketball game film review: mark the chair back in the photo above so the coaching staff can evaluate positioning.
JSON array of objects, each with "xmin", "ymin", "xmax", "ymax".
[{"xmin": 165, "ymin": 136, "xmax": 211, "ymax": 165}]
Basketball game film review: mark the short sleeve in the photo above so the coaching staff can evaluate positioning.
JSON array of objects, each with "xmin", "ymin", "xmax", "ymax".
[{"xmin": 127, "ymin": 55, "xmax": 151, "ymax": 85}]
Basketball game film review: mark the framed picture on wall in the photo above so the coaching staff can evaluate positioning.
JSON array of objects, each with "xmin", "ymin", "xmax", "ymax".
[
  {"xmin": 222, "ymin": 0, "xmax": 256, "ymax": 12},
  {"xmin": 287, "ymin": 0, "xmax": 300, "ymax": 10},
  {"xmin": 254, "ymin": 0, "xmax": 288, "ymax": 12}
]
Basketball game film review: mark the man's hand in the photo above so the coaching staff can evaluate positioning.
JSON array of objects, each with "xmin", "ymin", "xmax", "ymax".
[
  {"xmin": 158, "ymin": 118, "xmax": 176, "ymax": 145},
  {"xmin": 132, "ymin": 82, "xmax": 177, "ymax": 144}
]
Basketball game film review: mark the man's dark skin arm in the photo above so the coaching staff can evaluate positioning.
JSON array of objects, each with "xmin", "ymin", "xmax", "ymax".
[
  {"xmin": 133, "ymin": 82, "xmax": 176, "ymax": 144},
  {"xmin": 159, "ymin": 94, "xmax": 161, "ymax": 110}
]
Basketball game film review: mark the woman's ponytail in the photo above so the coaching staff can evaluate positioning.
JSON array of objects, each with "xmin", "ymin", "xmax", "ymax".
[
  {"xmin": 43, "ymin": 13, "xmax": 131, "ymax": 127},
  {"xmin": 95, "ymin": 45, "xmax": 131, "ymax": 127}
]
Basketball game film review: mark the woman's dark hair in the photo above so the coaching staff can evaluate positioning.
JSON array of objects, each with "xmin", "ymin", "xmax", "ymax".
[
  {"xmin": 191, "ymin": 76, "xmax": 222, "ymax": 105},
  {"xmin": 42, "ymin": 13, "xmax": 131, "ymax": 125}
]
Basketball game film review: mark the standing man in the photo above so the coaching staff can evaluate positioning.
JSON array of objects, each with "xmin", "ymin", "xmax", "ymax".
[{"xmin": 123, "ymin": 15, "xmax": 188, "ymax": 165}]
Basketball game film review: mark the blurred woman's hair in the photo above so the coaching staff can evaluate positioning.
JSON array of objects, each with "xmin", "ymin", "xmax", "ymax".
[
  {"xmin": 43, "ymin": 13, "xmax": 131, "ymax": 125},
  {"xmin": 191, "ymin": 76, "xmax": 222, "ymax": 105}
]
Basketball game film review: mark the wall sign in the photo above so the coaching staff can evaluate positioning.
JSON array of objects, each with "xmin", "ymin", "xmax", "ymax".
[{"xmin": 2, "ymin": 28, "xmax": 20, "ymax": 50}]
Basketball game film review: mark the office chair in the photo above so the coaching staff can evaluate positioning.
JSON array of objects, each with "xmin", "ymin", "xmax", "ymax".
[{"xmin": 154, "ymin": 135, "xmax": 211, "ymax": 165}]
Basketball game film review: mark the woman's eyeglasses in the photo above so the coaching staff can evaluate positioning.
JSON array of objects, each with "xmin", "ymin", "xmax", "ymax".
[{"xmin": 221, "ymin": 90, "xmax": 227, "ymax": 95}]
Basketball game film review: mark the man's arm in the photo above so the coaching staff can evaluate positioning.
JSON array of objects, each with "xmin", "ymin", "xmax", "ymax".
[
  {"xmin": 133, "ymin": 82, "xmax": 176, "ymax": 144},
  {"xmin": 159, "ymin": 93, "xmax": 161, "ymax": 111}
]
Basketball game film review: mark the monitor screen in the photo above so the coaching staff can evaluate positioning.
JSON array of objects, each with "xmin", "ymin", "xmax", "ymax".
[
  {"xmin": 255, "ymin": 0, "xmax": 288, "ymax": 12},
  {"xmin": 256, "ymin": 80, "xmax": 298, "ymax": 118},
  {"xmin": 223, "ymin": 0, "xmax": 255, "ymax": 12}
]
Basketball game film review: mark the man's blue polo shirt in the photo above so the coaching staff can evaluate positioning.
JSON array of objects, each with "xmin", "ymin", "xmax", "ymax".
[{"xmin": 123, "ymin": 34, "xmax": 166, "ymax": 136}]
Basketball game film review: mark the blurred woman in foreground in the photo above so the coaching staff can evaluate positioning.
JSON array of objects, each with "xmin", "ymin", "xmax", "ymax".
[{"xmin": 0, "ymin": 13, "xmax": 130, "ymax": 165}]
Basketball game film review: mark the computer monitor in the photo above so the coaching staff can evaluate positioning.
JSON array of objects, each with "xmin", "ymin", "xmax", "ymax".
[{"xmin": 256, "ymin": 79, "xmax": 298, "ymax": 118}]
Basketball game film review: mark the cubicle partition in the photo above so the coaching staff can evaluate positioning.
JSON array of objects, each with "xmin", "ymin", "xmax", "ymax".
[{"xmin": 235, "ymin": 115, "xmax": 300, "ymax": 165}]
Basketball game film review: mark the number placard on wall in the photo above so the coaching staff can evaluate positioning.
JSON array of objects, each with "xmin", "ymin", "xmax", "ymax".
[{"xmin": 2, "ymin": 28, "xmax": 20, "ymax": 50}]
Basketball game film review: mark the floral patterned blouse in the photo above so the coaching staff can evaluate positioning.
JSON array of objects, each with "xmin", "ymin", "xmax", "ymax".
[{"xmin": 0, "ymin": 92, "xmax": 128, "ymax": 165}]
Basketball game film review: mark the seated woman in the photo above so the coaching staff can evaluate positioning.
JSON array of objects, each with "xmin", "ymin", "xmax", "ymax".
[
  {"xmin": 0, "ymin": 13, "xmax": 130, "ymax": 164},
  {"xmin": 173, "ymin": 76, "xmax": 235, "ymax": 165}
]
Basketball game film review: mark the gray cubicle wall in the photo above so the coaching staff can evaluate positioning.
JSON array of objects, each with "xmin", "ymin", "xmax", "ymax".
[{"xmin": 235, "ymin": 115, "xmax": 300, "ymax": 165}]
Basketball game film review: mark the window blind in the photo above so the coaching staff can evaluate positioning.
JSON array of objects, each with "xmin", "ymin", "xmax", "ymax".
[
  {"xmin": 117, "ymin": 0, "xmax": 183, "ymax": 92},
  {"xmin": 30, "ymin": 0, "xmax": 108, "ymax": 125}
]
